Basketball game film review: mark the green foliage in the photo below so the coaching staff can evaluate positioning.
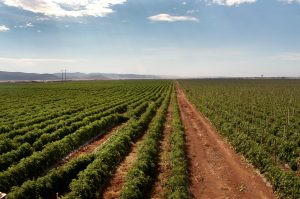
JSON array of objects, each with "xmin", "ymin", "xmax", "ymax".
[
  {"xmin": 62, "ymin": 93, "xmax": 167, "ymax": 199},
  {"xmin": 8, "ymin": 155, "xmax": 95, "ymax": 199},
  {"xmin": 120, "ymin": 88, "xmax": 171, "ymax": 199},
  {"xmin": 0, "ymin": 142, "xmax": 32, "ymax": 172},
  {"xmin": 165, "ymin": 92, "xmax": 190, "ymax": 199},
  {"xmin": 0, "ymin": 80, "xmax": 172, "ymax": 197},
  {"xmin": 0, "ymin": 114, "xmax": 127, "ymax": 192},
  {"xmin": 180, "ymin": 79, "xmax": 300, "ymax": 199}
]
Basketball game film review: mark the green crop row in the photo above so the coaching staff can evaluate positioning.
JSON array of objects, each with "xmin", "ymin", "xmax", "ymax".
[
  {"xmin": 0, "ymin": 80, "xmax": 172, "ymax": 197},
  {"xmin": 6, "ymin": 90, "xmax": 165, "ymax": 199},
  {"xmin": 0, "ymin": 82, "xmax": 155, "ymax": 129},
  {"xmin": 0, "ymin": 114, "xmax": 127, "ymax": 192},
  {"xmin": 0, "ymin": 84, "xmax": 158, "ymax": 146},
  {"xmin": 120, "ymin": 87, "xmax": 171, "ymax": 199},
  {"xmin": 165, "ymin": 92, "xmax": 190, "ymax": 199},
  {"xmin": 62, "ymin": 91, "xmax": 169, "ymax": 199},
  {"xmin": 0, "ymin": 85, "xmax": 165, "ymax": 172}
]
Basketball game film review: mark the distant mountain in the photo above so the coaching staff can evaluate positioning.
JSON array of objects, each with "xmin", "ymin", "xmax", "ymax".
[
  {"xmin": 52, "ymin": 72, "xmax": 159, "ymax": 80},
  {"xmin": 53, "ymin": 72, "xmax": 110, "ymax": 80},
  {"xmin": 0, "ymin": 71, "xmax": 59, "ymax": 81},
  {"xmin": 93, "ymin": 73, "xmax": 159, "ymax": 80},
  {"xmin": 53, "ymin": 72, "xmax": 88, "ymax": 80},
  {"xmin": 0, "ymin": 71, "xmax": 167, "ymax": 81}
]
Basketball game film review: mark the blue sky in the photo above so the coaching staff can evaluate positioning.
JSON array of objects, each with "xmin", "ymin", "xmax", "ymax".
[{"xmin": 0, "ymin": 0, "xmax": 300, "ymax": 77}]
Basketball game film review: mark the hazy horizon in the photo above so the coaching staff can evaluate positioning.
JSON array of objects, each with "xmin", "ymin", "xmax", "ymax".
[
  {"xmin": 1, "ymin": 0, "xmax": 300, "ymax": 77},
  {"xmin": 2, "ymin": 70, "xmax": 300, "ymax": 79}
]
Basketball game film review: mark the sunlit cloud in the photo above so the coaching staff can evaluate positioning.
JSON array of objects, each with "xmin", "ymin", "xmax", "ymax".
[
  {"xmin": 148, "ymin": 14, "xmax": 199, "ymax": 22},
  {"xmin": 208, "ymin": 0, "xmax": 256, "ymax": 6},
  {"xmin": 0, "ymin": 25, "xmax": 10, "ymax": 32},
  {"xmin": 0, "ymin": 0, "xmax": 127, "ymax": 17}
]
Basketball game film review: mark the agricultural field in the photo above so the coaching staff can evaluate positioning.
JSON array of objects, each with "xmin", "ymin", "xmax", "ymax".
[
  {"xmin": 0, "ymin": 79, "xmax": 299, "ymax": 199},
  {"xmin": 180, "ymin": 79, "xmax": 300, "ymax": 199},
  {"xmin": 0, "ymin": 80, "xmax": 190, "ymax": 199}
]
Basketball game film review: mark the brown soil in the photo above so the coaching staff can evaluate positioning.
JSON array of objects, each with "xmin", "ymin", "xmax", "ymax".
[
  {"xmin": 151, "ymin": 103, "xmax": 173, "ymax": 199},
  {"xmin": 59, "ymin": 123, "xmax": 127, "ymax": 165},
  {"xmin": 176, "ymin": 83, "xmax": 277, "ymax": 199},
  {"xmin": 101, "ymin": 131, "xmax": 146, "ymax": 199}
]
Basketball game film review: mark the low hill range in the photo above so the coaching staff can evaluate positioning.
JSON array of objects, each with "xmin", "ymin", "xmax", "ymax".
[{"xmin": 0, "ymin": 71, "xmax": 173, "ymax": 81}]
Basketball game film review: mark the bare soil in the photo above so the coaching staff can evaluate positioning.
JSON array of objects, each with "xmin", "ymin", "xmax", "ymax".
[
  {"xmin": 151, "ymin": 103, "xmax": 173, "ymax": 199},
  {"xmin": 176, "ymin": 83, "xmax": 277, "ymax": 199},
  {"xmin": 59, "ymin": 123, "xmax": 127, "ymax": 165}
]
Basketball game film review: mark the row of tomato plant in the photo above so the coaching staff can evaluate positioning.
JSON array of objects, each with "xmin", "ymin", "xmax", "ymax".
[
  {"xmin": 0, "ymin": 85, "xmax": 165, "ymax": 171},
  {"xmin": 0, "ymin": 82, "xmax": 163, "ymax": 131},
  {"xmin": 0, "ymin": 114, "xmax": 127, "ymax": 192},
  {"xmin": 0, "ymin": 81, "xmax": 145, "ymax": 125},
  {"xmin": 165, "ymin": 91, "xmax": 190, "ymax": 199},
  {"xmin": 0, "ymin": 85, "xmax": 122, "ymax": 130},
  {"xmin": 6, "ymin": 87, "xmax": 166, "ymax": 199},
  {"xmin": 0, "ymin": 84, "xmax": 158, "ymax": 140},
  {"xmin": 120, "ymin": 86, "xmax": 171, "ymax": 199},
  {"xmin": 62, "ymin": 89, "xmax": 170, "ymax": 198}
]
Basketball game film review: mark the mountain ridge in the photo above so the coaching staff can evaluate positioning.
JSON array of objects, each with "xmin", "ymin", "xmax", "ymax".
[{"xmin": 0, "ymin": 71, "xmax": 172, "ymax": 81}]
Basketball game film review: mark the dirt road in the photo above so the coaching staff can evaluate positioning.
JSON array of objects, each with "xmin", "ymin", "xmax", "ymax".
[{"xmin": 176, "ymin": 83, "xmax": 276, "ymax": 199}]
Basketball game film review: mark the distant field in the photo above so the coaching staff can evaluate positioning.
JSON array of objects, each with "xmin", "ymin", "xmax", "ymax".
[{"xmin": 0, "ymin": 79, "xmax": 299, "ymax": 199}]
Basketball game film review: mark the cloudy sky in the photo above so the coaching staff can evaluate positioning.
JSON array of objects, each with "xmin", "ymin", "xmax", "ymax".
[{"xmin": 0, "ymin": 0, "xmax": 300, "ymax": 77}]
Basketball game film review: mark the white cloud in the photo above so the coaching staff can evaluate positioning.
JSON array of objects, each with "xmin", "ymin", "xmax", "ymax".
[
  {"xmin": 14, "ymin": 22, "xmax": 34, "ymax": 28},
  {"xmin": 26, "ymin": 22, "xmax": 34, "ymax": 27},
  {"xmin": 0, "ymin": 0, "xmax": 127, "ymax": 17},
  {"xmin": 148, "ymin": 14, "xmax": 199, "ymax": 22},
  {"xmin": 0, "ymin": 25, "xmax": 10, "ymax": 32},
  {"xmin": 0, "ymin": 57, "xmax": 78, "ymax": 65},
  {"xmin": 209, "ymin": 0, "xmax": 256, "ymax": 6}
]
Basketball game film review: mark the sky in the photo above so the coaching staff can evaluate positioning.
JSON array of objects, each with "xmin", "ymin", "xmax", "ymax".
[{"xmin": 0, "ymin": 0, "xmax": 300, "ymax": 77}]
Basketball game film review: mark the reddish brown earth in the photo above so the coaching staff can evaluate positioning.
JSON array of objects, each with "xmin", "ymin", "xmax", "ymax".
[
  {"xmin": 101, "ymin": 130, "xmax": 146, "ymax": 199},
  {"xmin": 176, "ymin": 83, "xmax": 277, "ymax": 199},
  {"xmin": 151, "ymin": 103, "xmax": 173, "ymax": 199},
  {"xmin": 59, "ymin": 123, "xmax": 127, "ymax": 165}
]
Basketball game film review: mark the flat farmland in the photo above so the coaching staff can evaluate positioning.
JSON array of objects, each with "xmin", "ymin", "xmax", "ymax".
[{"xmin": 0, "ymin": 80, "xmax": 299, "ymax": 199}]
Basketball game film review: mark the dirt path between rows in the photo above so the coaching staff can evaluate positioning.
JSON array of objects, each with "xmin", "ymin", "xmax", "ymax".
[
  {"xmin": 59, "ymin": 123, "xmax": 127, "ymax": 165},
  {"xmin": 176, "ymin": 83, "xmax": 277, "ymax": 199},
  {"xmin": 151, "ymin": 103, "xmax": 173, "ymax": 199},
  {"xmin": 101, "ymin": 130, "xmax": 146, "ymax": 199}
]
